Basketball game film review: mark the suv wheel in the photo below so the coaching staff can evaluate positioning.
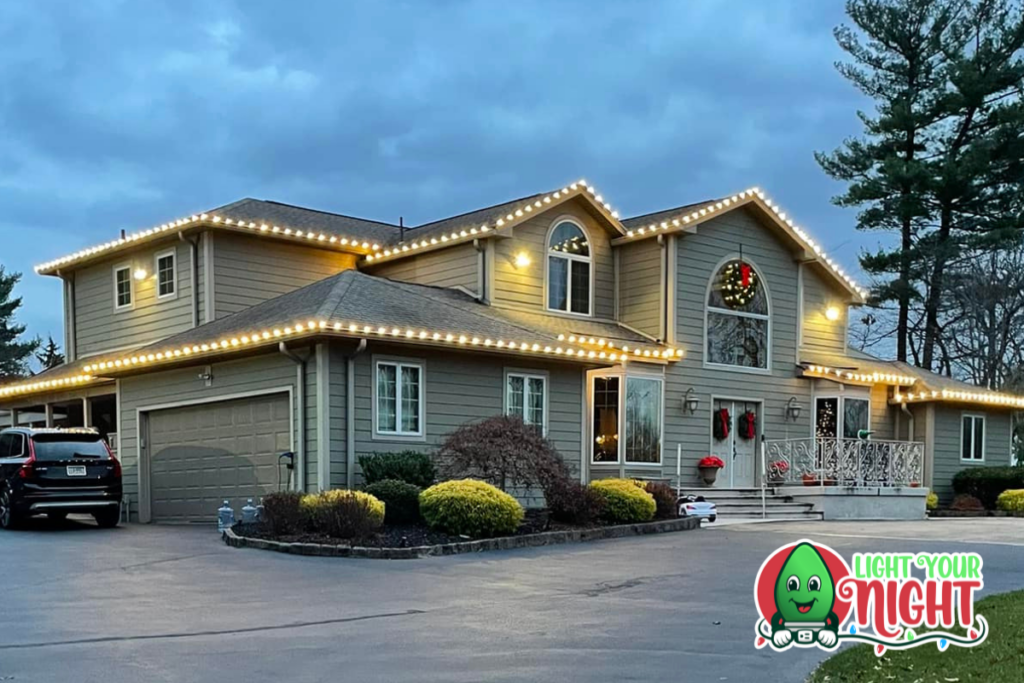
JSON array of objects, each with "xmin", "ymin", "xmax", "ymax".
[
  {"xmin": 93, "ymin": 507, "xmax": 120, "ymax": 528},
  {"xmin": 0, "ymin": 489, "xmax": 19, "ymax": 530}
]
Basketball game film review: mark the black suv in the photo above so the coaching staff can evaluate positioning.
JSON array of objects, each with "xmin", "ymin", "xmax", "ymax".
[{"xmin": 0, "ymin": 428, "xmax": 122, "ymax": 529}]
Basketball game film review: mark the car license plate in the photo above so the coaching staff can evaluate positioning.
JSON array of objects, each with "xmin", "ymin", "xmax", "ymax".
[{"xmin": 67, "ymin": 465, "xmax": 87, "ymax": 477}]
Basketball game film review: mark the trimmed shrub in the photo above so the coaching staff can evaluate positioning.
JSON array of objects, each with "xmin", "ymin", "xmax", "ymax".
[
  {"xmin": 300, "ymin": 490, "xmax": 385, "ymax": 539},
  {"xmin": 996, "ymin": 489, "xmax": 1024, "ymax": 512},
  {"xmin": 260, "ymin": 491, "xmax": 305, "ymax": 535},
  {"xmin": 952, "ymin": 467, "xmax": 1024, "ymax": 509},
  {"xmin": 359, "ymin": 451, "xmax": 436, "ymax": 488},
  {"xmin": 363, "ymin": 479, "xmax": 422, "ymax": 525},
  {"xmin": 926, "ymin": 491, "xmax": 939, "ymax": 511},
  {"xmin": 644, "ymin": 481, "xmax": 679, "ymax": 520},
  {"xmin": 544, "ymin": 478, "xmax": 605, "ymax": 525},
  {"xmin": 950, "ymin": 494, "xmax": 985, "ymax": 512},
  {"xmin": 588, "ymin": 478, "xmax": 656, "ymax": 523},
  {"xmin": 419, "ymin": 479, "xmax": 524, "ymax": 538}
]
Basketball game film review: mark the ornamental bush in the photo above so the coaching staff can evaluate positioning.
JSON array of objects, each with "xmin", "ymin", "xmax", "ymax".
[
  {"xmin": 952, "ymin": 467, "xmax": 1024, "ymax": 509},
  {"xmin": 358, "ymin": 451, "xmax": 436, "ymax": 488},
  {"xmin": 438, "ymin": 415, "xmax": 563, "ymax": 492},
  {"xmin": 363, "ymin": 479, "xmax": 422, "ymax": 525},
  {"xmin": 950, "ymin": 493, "xmax": 985, "ymax": 512},
  {"xmin": 996, "ymin": 489, "xmax": 1024, "ymax": 512},
  {"xmin": 300, "ymin": 489, "xmax": 385, "ymax": 539},
  {"xmin": 260, "ymin": 491, "xmax": 306, "ymax": 535},
  {"xmin": 926, "ymin": 491, "xmax": 939, "ymax": 511},
  {"xmin": 419, "ymin": 479, "xmax": 524, "ymax": 538},
  {"xmin": 644, "ymin": 481, "xmax": 679, "ymax": 520},
  {"xmin": 544, "ymin": 477, "xmax": 605, "ymax": 525},
  {"xmin": 588, "ymin": 478, "xmax": 656, "ymax": 523}
]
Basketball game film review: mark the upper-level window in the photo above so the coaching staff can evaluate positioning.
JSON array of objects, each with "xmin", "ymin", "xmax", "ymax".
[
  {"xmin": 706, "ymin": 259, "xmax": 769, "ymax": 370},
  {"xmin": 113, "ymin": 265, "xmax": 133, "ymax": 311},
  {"xmin": 547, "ymin": 221, "xmax": 591, "ymax": 316},
  {"xmin": 156, "ymin": 249, "xmax": 176, "ymax": 299}
]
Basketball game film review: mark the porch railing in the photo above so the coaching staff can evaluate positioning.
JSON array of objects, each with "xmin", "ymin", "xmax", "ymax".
[{"xmin": 763, "ymin": 437, "xmax": 924, "ymax": 488}]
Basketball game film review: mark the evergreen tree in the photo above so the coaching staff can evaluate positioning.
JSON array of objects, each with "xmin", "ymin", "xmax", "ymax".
[
  {"xmin": 816, "ymin": 0, "xmax": 957, "ymax": 362},
  {"xmin": 0, "ymin": 265, "xmax": 39, "ymax": 379},
  {"xmin": 35, "ymin": 335, "xmax": 65, "ymax": 371}
]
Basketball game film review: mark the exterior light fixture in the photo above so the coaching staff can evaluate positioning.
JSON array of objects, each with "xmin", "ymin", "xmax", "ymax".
[
  {"xmin": 786, "ymin": 397, "xmax": 802, "ymax": 422},
  {"xmin": 825, "ymin": 306, "xmax": 841, "ymax": 322},
  {"xmin": 133, "ymin": 268, "xmax": 148, "ymax": 281},
  {"xmin": 683, "ymin": 388, "xmax": 700, "ymax": 415},
  {"xmin": 513, "ymin": 252, "xmax": 532, "ymax": 269}
]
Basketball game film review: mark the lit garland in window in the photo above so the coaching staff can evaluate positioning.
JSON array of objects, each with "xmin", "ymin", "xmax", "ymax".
[{"xmin": 720, "ymin": 260, "xmax": 759, "ymax": 309}]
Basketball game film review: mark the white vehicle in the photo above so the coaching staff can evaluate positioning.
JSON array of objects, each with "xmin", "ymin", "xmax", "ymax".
[{"xmin": 678, "ymin": 495, "xmax": 717, "ymax": 523}]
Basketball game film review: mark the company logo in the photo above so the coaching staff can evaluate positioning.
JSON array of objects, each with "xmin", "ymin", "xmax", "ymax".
[{"xmin": 753, "ymin": 540, "xmax": 988, "ymax": 655}]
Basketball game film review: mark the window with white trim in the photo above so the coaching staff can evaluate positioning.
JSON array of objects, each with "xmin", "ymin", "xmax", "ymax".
[
  {"xmin": 547, "ymin": 221, "xmax": 591, "ymax": 315},
  {"xmin": 706, "ymin": 259, "xmax": 769, "ymax": 369},
  {"xmin": 156, "ymin": 250, "xmax": 176, "ymax": 299},
  {"xmin": 961, "ymin": 414, "xmax": 985, "ymax": 461},
  {"xmin": 375, "ymin": 360, "xmax": 423, "ymax": 437},
  {"xmin": 506, "ymin": 372, "xmax": 546, "ymax": 432},
  {"xmin": 591, "ymin": 371, "xmax": 663, "ymax": 465},
  {"xmin": 114, "ymin": 266, "xmax": 132, "ymax": 310}
]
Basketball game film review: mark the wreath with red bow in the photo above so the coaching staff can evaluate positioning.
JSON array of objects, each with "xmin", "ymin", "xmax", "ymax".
[
  {"xmin": 738, "ymin": 410, "xmax": 756, "ymax": 440},
  {"xmin": 721, "ymin": 260, "xmax": 758, "ymax": 309},
  {"xmin": 713, "ymin": 408, "xmax": 731, "ymax": 441}
]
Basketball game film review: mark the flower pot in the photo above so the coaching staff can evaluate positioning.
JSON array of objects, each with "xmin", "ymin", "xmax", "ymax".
[
  {"xmin": 698, "ymin": 466, "xmax": 719, "ymax": 486},
  {"xmin": 767, "ymin": 476, "xmax": 785, "ymax": 487},
  {"xmin": 801, "ymin": 476, "xmax": 819, "ymax": 487}
]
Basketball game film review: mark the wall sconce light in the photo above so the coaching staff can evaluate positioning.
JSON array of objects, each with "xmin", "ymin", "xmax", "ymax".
[
  {"xmin": 825, "ymin": 306, "xmax": 841, "ymax": 322},
  {"xmin": 133, "ymin": 268, "xmax": 148, "ymax": 281},
  {"xmin": 513, "ymin": 252, "xmax": 532, "ymax": 269},
  {"xmin": 683, "ymin": 388, "xmax": 700, "ymax": 415},
  {"xmin": 786, "ymin": 397, "xmax": 802, "ymax": 422}
]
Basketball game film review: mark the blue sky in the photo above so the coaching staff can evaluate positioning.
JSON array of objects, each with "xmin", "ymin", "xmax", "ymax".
[{"xmin": 0, "ymin": 0, "xmax": 881, "ymax": 354}]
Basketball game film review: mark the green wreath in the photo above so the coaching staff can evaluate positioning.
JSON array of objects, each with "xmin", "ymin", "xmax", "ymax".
[{"xmin": 721, "ymin": 261, "xmax": 758, "ymax": 309}]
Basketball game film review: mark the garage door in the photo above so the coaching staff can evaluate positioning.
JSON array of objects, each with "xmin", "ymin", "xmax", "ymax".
[{"xmin": 147, "ymin": 393, "xmax": 292, "ymax": 523}]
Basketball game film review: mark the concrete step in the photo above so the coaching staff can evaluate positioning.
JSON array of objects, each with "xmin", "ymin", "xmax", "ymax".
[{"xmin": 712, "ymin": 511, "xmax": 825, "ymax": 522}]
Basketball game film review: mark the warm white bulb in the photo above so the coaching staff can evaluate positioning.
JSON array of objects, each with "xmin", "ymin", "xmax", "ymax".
[
  {"xmin": 133, "ymin": 268, "xmax": 147, "ymax": 281},
  {"xmin": 514, "ymin": 252, "xmax": 532, "ymax": 269},
  {"xmin": 825, "ymin": 306, "xmax": 841, "ymax": 322}
]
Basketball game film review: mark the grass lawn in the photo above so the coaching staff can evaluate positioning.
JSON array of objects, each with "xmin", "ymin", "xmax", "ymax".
[{"xmin": 808, "ymin": 590, "xmax": 1024, "ymax": 682}]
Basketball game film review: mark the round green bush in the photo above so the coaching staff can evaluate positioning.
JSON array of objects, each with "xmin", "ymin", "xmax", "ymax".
[
  {"xmin": 364, "ymin": 479, "xmax": 423, "ymax": 525},
  {"xmin": 419, "ymin": 479, "xmax": 524, "ymax": 538},
  {"xmin": 996, "ymin": 489, "xmax": 1024, "ymax": 512},
  {"xmin": 588, "ymin": 478, "xmax": 656, "ymax": 523},
  {"xmin": 926, "ymin": 491, "xmax": 939, "ymax": 511}
]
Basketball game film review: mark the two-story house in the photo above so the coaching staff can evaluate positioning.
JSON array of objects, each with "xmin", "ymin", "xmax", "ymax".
[{"xmin": 2, "ymin": 180, "xmax": 1020, "ymax": 522}]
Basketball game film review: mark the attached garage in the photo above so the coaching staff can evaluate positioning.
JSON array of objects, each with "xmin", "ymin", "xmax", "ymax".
[{"xmin": 144, "ymin": 392, "xmax": 293, "ymax": 523}]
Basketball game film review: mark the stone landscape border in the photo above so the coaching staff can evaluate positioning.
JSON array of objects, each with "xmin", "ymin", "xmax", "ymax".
[{"xmin": 223, "ymin": 516, "xmax": 701, "ymax": 559}]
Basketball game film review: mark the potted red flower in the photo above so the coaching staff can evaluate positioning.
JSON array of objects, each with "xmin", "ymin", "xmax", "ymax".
[
  {"xmin": 767, "ymin": 460, "xmax": 789, "ymax": 485},
  {"xmin": 697, "ymin": 455, "xmax": 725, "ymax": 486}
]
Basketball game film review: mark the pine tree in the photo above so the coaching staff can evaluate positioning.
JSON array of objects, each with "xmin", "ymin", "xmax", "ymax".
[
  {"xmin": 35, "ymin": 335, "xmax": 65, "ymax": 371},
  {"xmin": 816, "ymin": 0, "xmax": 957, "ymax": 362},
  {"xmin": 0, "ymin": 265, "xmax": 39, "ymax": 379}
]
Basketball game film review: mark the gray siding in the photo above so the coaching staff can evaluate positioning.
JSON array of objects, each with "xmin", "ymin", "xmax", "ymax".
[
  {"xmin": 328, "ymin": 344, "xmax": 350, "ymax": 489},
  {"xmin": 367, "ymin": 243, "xmax": 479, "ymax": 293},
  {"xmin": 869, "ymin": 383, "xmax": 896, "ymax": 441},
  {"xmin": 212, "ymin": 233, "xmax": 357, "ymax": 319},
  {"xmin": 492, "ymin": 200, "xmax": 616, "ymax": 319},
  {"xmin": 931, "ymin": 404, "xmax": 1013, "ymax": 501},
  {"xmin": 802, "ymin": 265, "xmax": 848, "ymax": 353},
  {"xmin": 617, "ymin": 238, "xmax": 663, "ymax": 338},
  {"xmin": 664, "ymin": 206, "xmax": 813, "ymax": 484},
  {"xmin": 75, "ymin": 240, "xmax": 195, "ymax": 358},
  {"xmin": 118, "ymin": 350, "xmax": 317, "ymax": 521}
]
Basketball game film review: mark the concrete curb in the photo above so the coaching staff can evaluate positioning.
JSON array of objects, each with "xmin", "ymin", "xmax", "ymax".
[{"xmin": 222, "ymin": 516, "xmax": 701, "ymax": 559}]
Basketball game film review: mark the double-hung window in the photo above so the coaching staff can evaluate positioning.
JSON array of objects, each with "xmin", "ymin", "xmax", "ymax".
[
  {"xmin": 506, "ymin": 371, "xmax": 546, "ymax": 432},
  {"xmin": 156, "ymin": 249, "xmax": 176, "ymax": 299},
  {"xmin": 961, "ymin": 414, "xmax": 985, "ymax": 462},
  {"xmin": 375, "ymin": 360, "xmax": 424, "ymax": 437},
  {"xmin": 113, "ymin": 265, "xmax": 133, "ymax": 310}
]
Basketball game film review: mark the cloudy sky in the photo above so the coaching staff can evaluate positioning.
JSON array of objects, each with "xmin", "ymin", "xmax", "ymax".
[{"xmin": 1, "ymin": 0, "xmax": 881, "ymax": 356}]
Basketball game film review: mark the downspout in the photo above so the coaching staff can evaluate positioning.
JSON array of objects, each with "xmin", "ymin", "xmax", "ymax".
[
  {"xmin": 346, "ymin": 339, "xmax": 368, "ymax": 489},
  {"xmin": 63, "ymin": 271, "xmax": 77, "ymax": 362},
  {"xmin": 279, "ymin": 342, "xmax": 311, "ymax": 492},
  {"xmin": 179, "ymin": 232, "xmax": 200, "ymax": 328},
  {"xmin": 900, "ymin": 402, "xmax": 915, "ymax": 442}
]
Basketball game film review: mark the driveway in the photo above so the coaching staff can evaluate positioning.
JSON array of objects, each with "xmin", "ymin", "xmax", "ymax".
[{"xmin": 2, "ymin": 517, "xmax": 1024, "ymax": 683}]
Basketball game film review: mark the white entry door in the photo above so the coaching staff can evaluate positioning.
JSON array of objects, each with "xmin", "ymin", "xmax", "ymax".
[{"xmin": 711, "ymin": 400, "xmax": 760, "ymax": 487}]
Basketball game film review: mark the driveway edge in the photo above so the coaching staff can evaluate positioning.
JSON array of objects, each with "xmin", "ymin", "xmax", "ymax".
[{"xmin": 222, "ymin": 516, "xmax": 701, "ymax": 559}]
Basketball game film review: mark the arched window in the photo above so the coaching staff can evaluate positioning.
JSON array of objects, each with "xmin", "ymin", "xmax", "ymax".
[
  {"xmin": 706, "ymin": 258, "xmax": 769, "ymax": 370},
  {"xmin": 547, "ymin": 221, "xmax": 591, "ymax": 315}
]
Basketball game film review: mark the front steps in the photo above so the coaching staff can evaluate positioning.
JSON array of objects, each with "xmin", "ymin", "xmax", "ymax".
[{"xmin": 678, "ymin": 487, "xmax": 823, "ymax": 522}]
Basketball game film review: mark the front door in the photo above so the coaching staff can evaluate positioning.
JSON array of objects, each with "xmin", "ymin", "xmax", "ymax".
[{"xmin": 711, "ymin": 399, "xmax": 760, "ymax": 487}]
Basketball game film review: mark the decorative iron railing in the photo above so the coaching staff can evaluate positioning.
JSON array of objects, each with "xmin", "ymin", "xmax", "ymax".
[{"xmin": 763, "ymin": 438, "xmax": 924, "ymax": 488}]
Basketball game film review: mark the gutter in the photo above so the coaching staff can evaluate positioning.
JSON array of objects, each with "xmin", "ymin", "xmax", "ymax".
[
  {"xmin": 347, "ymin": 339, "xmax": 368, "ymax": 488},
  {"xmin": 179, "ymin": 232, "xmax": 201, "ymax": 328},
  {"xmin": 279, "ymin": 341, "xmax": 312, "ymax": 492}
]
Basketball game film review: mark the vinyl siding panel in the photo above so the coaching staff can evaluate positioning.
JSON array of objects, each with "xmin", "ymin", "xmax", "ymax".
[
  {"xmin": 328, "ymin": 344, "xmax": 349, "ymax": 489},
  {"xmin": 869, "ymin": 383, "xmax": 896, "ymax": 441},
  {"xmin": 617, "ymin": 238, "xmax": 663, "ymax": 338},
  {"xmin": 118, "ymin": 350, "xmax": 316, "ymax": 521},
  {"xmin": 75, "ymin": 240, "xmax": 195, "ymax": 357},
  {"xmin": 663, "ymin": 207, "xmax": 814, "ymax": 485},
  {"xmin": 492, "ymin": 200, "xmax": 616, "ymax": 319},
  {"xmin": 802, "ymin": 266, "xmax": 848, "ymax": 353},
  {"xmin": 931, "ymin": 405, "xmax": 1013, "ymax": 501},
  {"xmin": 366, "ymin": 243, "xmax": 479, "ymax": 292},
  {"xmin": 212, "ymin": 233, "xmax": 357, "ymax": 319}
]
